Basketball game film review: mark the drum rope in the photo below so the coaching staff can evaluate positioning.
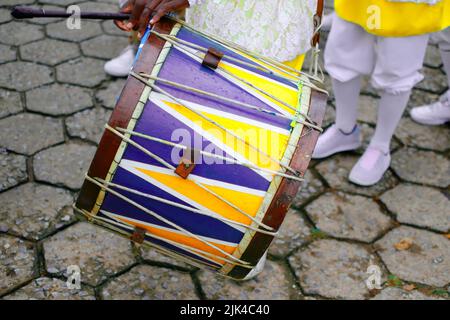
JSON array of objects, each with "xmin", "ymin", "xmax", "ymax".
[
  {"xmin": 93, "ymin": 209, "xmax": 253, "ymax": 268},
  {"xmin": 74, "ymin": 206, "xmax": 227, "ymax": 270},
  {"xmin": 158, "ymin": 32, "xmax": 310, "ymax": 86},
  {"xmin": 169, "ymin": 16, "xmax": 325, "ymax": 84},
  {"xmin": 85, "ymin": 174, "xmax": 251, "ymax": 265},
  {"xmin": 129, "ymin": 72, "xmax": 301, "ymax": 177},
  {"xmin": 149, "ymin": 30, "xmax": 327, "ymax": 119},
  {"xmin": 104, "ymin": 124, "xmax": 276, "ymax": 232},
  {"xmin": 115, "ymin": 127, "xmax": 304, "ymax": 183},
  {"xmin": 135, "ymin": 72, "xmax": 322, "ymax": 132},
  {"xmin": 91, "ymin": 175, "xmax": 280, "ymax": 236}
]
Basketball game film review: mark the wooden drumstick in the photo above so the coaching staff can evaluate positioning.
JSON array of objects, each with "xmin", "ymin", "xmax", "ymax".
[{"xmin": 11, "ymin": 6, "xmax": 131, "ymax": 20}]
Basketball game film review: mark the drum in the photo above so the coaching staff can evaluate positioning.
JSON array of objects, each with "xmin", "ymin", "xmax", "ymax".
[{"xmin": 75, "ymin": 17, "xmax": 327, "ymax": 280}]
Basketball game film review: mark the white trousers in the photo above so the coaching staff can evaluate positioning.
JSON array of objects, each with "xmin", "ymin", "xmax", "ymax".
[
  {"xmin": 431, "ymin": 27, "xmax": 450, "ymax": 51},
  {"xmin": 325, "ymin": 15, "xmax": 429, "ymax": 94}
]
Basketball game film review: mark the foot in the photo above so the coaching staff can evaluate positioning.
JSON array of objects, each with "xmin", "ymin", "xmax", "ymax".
[
  {"xmin": 410, "ymin": 91, "xmax": 450, "ymax": 125},
  {"xmin": 312, "ymin": 124, "xmax": 361, "ymax": 159},
  {"xmin": 349, "ymin": 146, "xmax": 391, "ymax": 186},
  {"xmin": 104, "ymin": 45, "xmax": 136, "ymax": 77}
]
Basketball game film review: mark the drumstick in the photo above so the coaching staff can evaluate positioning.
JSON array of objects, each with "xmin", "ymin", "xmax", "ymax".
[{"xmin": 11, "ymin": 6, "xmax": 131, "ymax": 20}]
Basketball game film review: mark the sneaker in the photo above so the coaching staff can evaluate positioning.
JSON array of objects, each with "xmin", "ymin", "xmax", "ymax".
[
  {"xmin": 349, "ymin": 146, "xmax": 391, "ymax": 186},
  {"xmin": 312, "ymin": 124, "xmax": 361, "ymax": 159},
  {"xmin": 410, "ymin": 91, "xmax": 450, "ymax": 125},
  {"xmin": 104, "ymin": 45, "xmax": 136, "ymax": 77}
]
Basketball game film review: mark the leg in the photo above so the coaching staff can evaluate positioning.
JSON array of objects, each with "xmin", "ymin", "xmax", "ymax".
[
  {"xmin": 411, "ymin": 28, "xmax": 450, "ymax": 125},
  {"xmin": 349, "ymin": 34, "xmax": 429, "ymax": 186},
  {"xmin": 313, "ymin": 15, "xmax": 375, "ymax": 159}
]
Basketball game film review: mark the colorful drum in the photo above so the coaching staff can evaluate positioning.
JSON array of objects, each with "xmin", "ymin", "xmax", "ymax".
[{"xmin": 76, "ymin": 17, "xmax": 327, "ymax": 280}]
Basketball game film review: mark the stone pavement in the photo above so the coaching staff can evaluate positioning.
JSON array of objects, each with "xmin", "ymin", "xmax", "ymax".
[{"xmin": 0, "ymin": 0, "xmax": 449, "ymax": 300}]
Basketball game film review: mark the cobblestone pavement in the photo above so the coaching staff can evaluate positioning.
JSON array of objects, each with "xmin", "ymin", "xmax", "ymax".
[{"xmin": 1, "ymin": 1, "xmax": 449, "ymax": 300}]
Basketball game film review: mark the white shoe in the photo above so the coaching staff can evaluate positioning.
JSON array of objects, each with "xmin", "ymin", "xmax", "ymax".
[
  {"xmin": 349, "ymin": 146, "xmax": 391, "ymax": 186},
  {"xmin": 410, "ymin": 91, "xmax": 450, "ymax": 125},
  {"xmin": 104, "ymin": 45, "xmax": 136, "ymax": 77},
  {"xmin": 321, "ymin": 13, "xmax": 335, "ymax": 32},
  {"xmin": 312, "ymin": 124, "xmax": 361, "ymax": 159}
]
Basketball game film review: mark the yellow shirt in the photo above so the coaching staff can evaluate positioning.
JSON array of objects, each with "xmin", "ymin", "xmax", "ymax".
[{"xmin": 335, "ymin": 0, "xmax": 450, "ymax": 37}]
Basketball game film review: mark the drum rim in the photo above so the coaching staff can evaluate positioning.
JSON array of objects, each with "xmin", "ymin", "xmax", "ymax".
[{"xmin": 76, "ymin": 17, "xmax": 327, "ymax": 280}]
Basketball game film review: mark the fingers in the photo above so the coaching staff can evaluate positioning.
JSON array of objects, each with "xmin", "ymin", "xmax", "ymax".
[
  {"xmin": 150, "ymin": 0, "xmax": 189, "ymax": 25},
  {"xmin": 114, "ymin": 0, "xmax": 134, "ymax": 31},
  {"xmin": 129, "ymin": 0, "xmax": 147, "ymax": 30},
  {"xmin": 138, "ymin": 0, "xmax": 162, "ymax": 36}
]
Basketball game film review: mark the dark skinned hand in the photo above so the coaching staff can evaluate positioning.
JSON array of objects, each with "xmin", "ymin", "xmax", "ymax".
[{"xmin": 114, "ymin": 0, "xmax": 190, "ymax": 38}]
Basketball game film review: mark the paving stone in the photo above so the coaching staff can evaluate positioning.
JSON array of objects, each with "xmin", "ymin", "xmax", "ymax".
[
  {"xmin": 43, "ymin": 222, "xmax": 135, "ymax": 286},
  {"xmin": 199, "ymin": 260, "xmax": 295, "ymax": 300},
  {"xmin": 3, "ymin": 277, "xmax": 96, "ymax": 300},
  {"xmin": 0, "ymin": 113, "xmax": 63, "ymax": 155},
  {"xmin": 0, "ymin": 183, "xmax": 74, "ymax": 240},
  {"xmin": 96, "ymin": 79, "xmax": 126, "ymax": 109},
  {"xmin": 56, "ymin": 58, "xmax": 107, "ymax": 88},
  {"xmin": 0, "ymin": 234, "xmax": 36, "ymax": 296},
  {"xmin": 292, "ymin": 170, "xmax": 324, "ymax": 207},
  {"xmin": 3, "ymin": 0, "xmax": 34, "ymax": 4},
  {"xmin": 0, "ymin": 61, "xmax": 53, "ymax": 91},
  {"xmin": 140, "ymin": 246, "xmax": 196, "ymax": 271},
  {"xmin": 0, "ymin": 89, "xmax": 22, "ymax": 119},
  {"xmin": 39, "ymin": 0, "xmax": 81, "ymax": 5},
  {"xmin": 77, "ymin": 2, "xmax": 119, "ymax": 12},
  {"xmin": 26, "ymin": 84, "xmax": 92, "ymax": 116},
  {"xmin": 46, "ymin": 20, "xmax": 103, "ymax": 42},
  {"xmin": 20, "ymin": 39, "xmax": 80, "ymax": 66},
  {"xmin": 391, "ymin": 148, "xmax": 450, "ymax": 188},
  {"xmin": 371, "ymin": 287, "xmax": 443, "ymax": 300},
  {"xmin": 102, "ymin": 20, "xmax": 130, "ymax": 37},
  {"xmin": 357, "ymin": 95, "xmax": 378, "ymax": 125},
  {"xmin": 416, "ymin": 68, "xmax": 448, "ymax": 94},
  {"xmin": 0, "ymin": 8, "xmax": 13, "ymax": 24},
  {"xmin": 322, "ymin": 103, "xmax": 336, "ymax": 128},
  {"xmin": 0, "ymin": 44, "xmax": 16, "ymax": 64},
  {"xmin": 395, "ymin": 117, "xmax": 449, "ymax": 152},
  {"xmin": 289, "ymin": 239, "xmax": 384, "ymax": 299},
  {"xmin": 306, "ymin": 192, "xmax": 392, "ymax": 243},
  {"xmin": 0, "ymin": 150, "xmax": 27, "ymax": 192},
  {"xmin": 361, "ymin": 76, "xmax": 379, "ymax": 97},
  {"xmin": 316, "ymin": 154, "xmax": 398, "ymax": 197},
  {"xmin": 101, "ymin": 265, "xmax": 198, "ymax": 300},
  {"xmin": 33, "ymin": 142, "xmax": 96, "ymax": 190},
  {"xmin": 407, "ymin": 89, "xmax": 440, "ymax": 111},
  {"xmin": 0, "ymin": 22, "xmax": 44, "ymax": 46},
  {"xmin": 381, "ymin": 184, "xmax": 450, "ymax": 233},
  {"xmin": 81, "ymin": 35, "xmax": 129, "ymax": 60},
  {"xmin": 269, "ymin": 209, "xmax": 311, "ymax": 258},
  {"xmin": 424, "ymin": 45, "xmax": 443, "ymax": 69},
  {"xmin": 375, "ymin": 226, "xmax": 450, "ymax": 287},
  {"xmin": 66, "ymin": 107, "xmax": 111, "ymax": 144}
]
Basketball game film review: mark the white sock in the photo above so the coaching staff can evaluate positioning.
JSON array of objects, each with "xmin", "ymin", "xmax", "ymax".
[
  {"xmin": 333, "ymin": 76, "xmax": 362, "ymax": 133},
  {"xmin": 370, "ymin": 90, "xmax": 411, "ymax": 153},
  {"xmin": 440, "ymin": 49, "xmax": 450, "ymax": 87}
]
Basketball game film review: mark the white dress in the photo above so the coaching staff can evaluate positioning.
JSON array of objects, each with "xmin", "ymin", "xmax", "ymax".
[{"xmin": 186, "ymin": 0, "xmax": 318, "ymax": 62}]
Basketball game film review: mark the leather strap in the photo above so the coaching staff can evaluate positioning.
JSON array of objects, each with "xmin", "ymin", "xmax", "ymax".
[
  {"xmin": 311, "ymin": 0, "xmax": 324, "ymax": 46},
  {"xmin": 202, "ymin": 47, "xmax": 224, "ymax": 69}
]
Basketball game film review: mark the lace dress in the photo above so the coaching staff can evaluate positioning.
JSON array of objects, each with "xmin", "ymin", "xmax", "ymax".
[{"xmin": 186, "ymin": 0, "xmax": 317, "ymax": 62}]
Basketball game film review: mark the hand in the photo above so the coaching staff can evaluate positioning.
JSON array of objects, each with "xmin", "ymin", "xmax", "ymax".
[{"xmin": 114, "ymin": 0, "xmax": 190, "ymax": 37}]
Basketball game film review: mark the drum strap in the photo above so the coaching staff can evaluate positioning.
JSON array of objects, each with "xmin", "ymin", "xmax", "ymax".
[
  {"xmin": 311, "ymin": 0, "xmax": 324, "ymax": 47},
  {"xmin": 202, "ymin": 47, "xmax": 224, "ymax": 70}
]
